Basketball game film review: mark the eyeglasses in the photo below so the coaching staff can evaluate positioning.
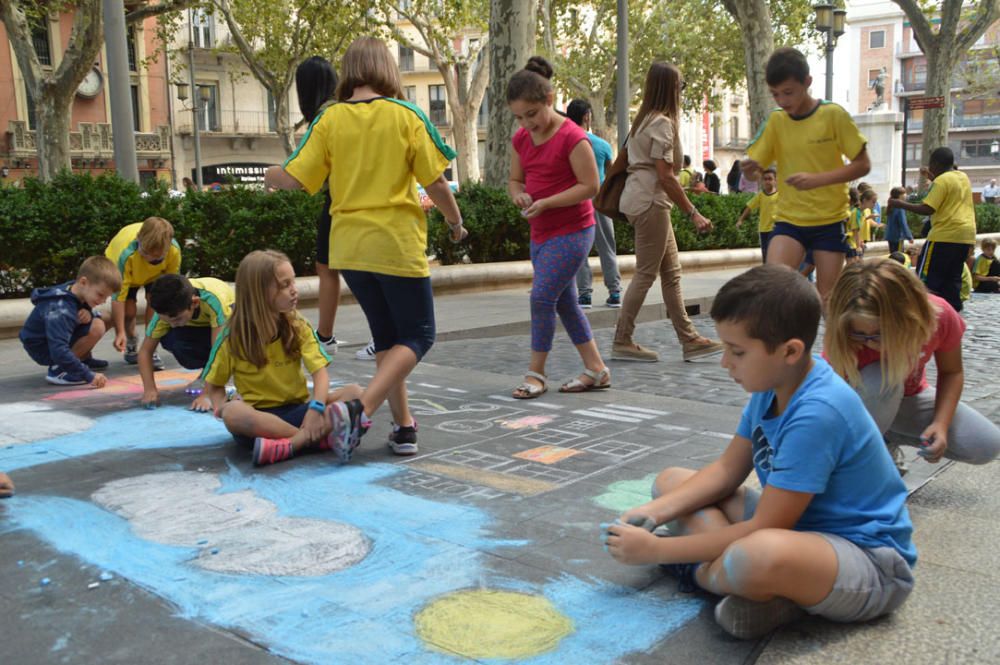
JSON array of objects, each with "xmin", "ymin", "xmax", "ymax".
[{"xmin": 849, "ymin": 331, "xmax": 881, "ymax": 343}]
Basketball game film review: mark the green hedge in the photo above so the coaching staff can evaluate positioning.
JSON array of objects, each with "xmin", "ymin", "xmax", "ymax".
[
  {"xmin": 0, "ymin": 172, "xmax": 324, "ymax": 297},
  {"xmin": 4, "ymin": 174, "xmax": 1000, "ymax": 297}
]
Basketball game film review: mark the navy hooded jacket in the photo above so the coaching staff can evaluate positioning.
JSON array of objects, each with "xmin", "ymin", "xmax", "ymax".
[{"xmin": 19, "ymin": 281, "xmax": 96, "ymax": 381}]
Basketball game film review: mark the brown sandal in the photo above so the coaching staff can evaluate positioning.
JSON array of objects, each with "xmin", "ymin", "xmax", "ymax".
[{"xmin": 559, "ymin": 367, "xmax": 611, "ymax": 393}]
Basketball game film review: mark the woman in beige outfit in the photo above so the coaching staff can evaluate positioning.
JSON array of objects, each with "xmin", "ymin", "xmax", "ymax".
[{"xmin": 612, "ymin": 62, "xmax": 722, "ymax": 363}]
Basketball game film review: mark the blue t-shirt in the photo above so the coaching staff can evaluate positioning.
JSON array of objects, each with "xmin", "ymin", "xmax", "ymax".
[
  {"xmin": 736, "ymin": 357, "xmax": 916, "ymax": 566},
  {"xmin": 885, "ymin": 207, "xmax": 913, "ymax": 243},
  {"xmin": 587, "ymin": 131, "xmax": 614, "ymax": 185}
]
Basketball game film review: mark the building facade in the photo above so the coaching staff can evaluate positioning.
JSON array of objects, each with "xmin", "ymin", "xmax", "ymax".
[
  {"xmin": 844, "ymin": 0, "xmax": 1000, "ymax": 193},
  {"xmin": 1, "ymin": 8, "xmax": 173, "ymax": 186}
]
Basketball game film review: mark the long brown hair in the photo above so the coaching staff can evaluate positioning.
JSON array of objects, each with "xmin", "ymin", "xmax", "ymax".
[
  {"xmin": 228, "ymin": 250, "xmax": 302, "ymax": 368},
  {"xmin": 825, "ymin": 259, "xmax": 937, "ymax": 390},
  {"xmin": 630, "ymin": 62, "xmax": 682, "ymax": 138}
]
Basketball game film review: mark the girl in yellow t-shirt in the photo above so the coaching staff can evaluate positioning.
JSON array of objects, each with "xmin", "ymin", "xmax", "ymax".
[
  {"xmin": 264, "ymin": 37, "xmax": 465, "ymax": 461},
  {"xmin": 202, "ymin": 250, "xmax": 360, "ymax": 467}
]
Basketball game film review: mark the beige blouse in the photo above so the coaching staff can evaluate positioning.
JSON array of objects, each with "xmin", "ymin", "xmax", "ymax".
[{"xmin": 620, "ymin": 113, "xmax": 684, "ymax": 218}]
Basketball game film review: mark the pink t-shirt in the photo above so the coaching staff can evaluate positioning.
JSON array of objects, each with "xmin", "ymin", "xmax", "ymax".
[
  {"xmin": 512, "ymin": 120, "xmax": 595, "ymax": 244},
  {"xmin": 856, "ymin": 293, "xmax": 965, "ymax": 396}
]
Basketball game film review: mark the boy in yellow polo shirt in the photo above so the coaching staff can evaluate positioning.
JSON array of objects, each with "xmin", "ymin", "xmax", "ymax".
[
  {"xmin": 972, "ymin": 237, "xmax": 999, "ymax": 293},
  {"xmin": 139, "ymin": 274, "xmax": 235, "ymax": 411},
  {"xmin": 742, "ymin": 47, "xmax": 871, "ymax": 306},
  {"xmin": 736, "ymin": 168, "xmax": 778, "ymax": 261},
  {"xmin": 888, "ymin": 147, "xmax": 977, "ymax": 311},
  {"xmin": 104, "ymin": 217, "xmax": 182, "ymax": 366}
]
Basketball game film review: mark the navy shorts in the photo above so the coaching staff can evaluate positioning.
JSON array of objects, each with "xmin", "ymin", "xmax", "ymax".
[
  {"xmin": 917, "ymin": 240, "xmax": 972, "ymax": 312},
  {"xmin": 759, "ymin": 232, "xmax": 772, "ymax": 262},
  {"xmin": 770, "ymin": 220, "xmax": 849, "ymax": 254},
  {"xmin": 231, "ymin": 402, "xmax": 309, "ymax": 447},
  {"xmin": 315, "ymin": 191, "xmax": 332, "ymax": 265},
  {"xmin": 23, "ymin": 321, "xmax": 92, "ymax": 366},
  {"xmin": 342, "ymin": 270, "xmax": 436, "ymax": 360}
]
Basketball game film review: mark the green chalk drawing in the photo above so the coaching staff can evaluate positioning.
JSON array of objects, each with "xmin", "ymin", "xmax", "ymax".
[{"xmin": 593, "ymin": 474, "xmax": 658, "ymax": 512}]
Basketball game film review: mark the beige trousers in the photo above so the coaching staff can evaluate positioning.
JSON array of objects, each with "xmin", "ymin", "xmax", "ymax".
[{"xmin": 614, "ymin": 204, "xmax": 699, "ymax": 345}]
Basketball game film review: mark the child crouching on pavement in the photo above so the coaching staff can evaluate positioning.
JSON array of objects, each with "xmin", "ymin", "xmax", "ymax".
[
  {"xmin": 605, "ymin": 264, "xmax": 915, "ymax": 639},
  {"xmin": 19, "ymin": 256, "xmax": 121, "ymax": 387}
]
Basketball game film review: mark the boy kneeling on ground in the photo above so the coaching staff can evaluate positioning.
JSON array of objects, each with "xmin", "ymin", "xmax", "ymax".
[{"xmin": 606, "ymin": 264, "xmax": 915, "ymax": 639}]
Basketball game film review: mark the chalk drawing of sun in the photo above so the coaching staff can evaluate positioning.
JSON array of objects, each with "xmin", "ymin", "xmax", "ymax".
[{"xmin": 416, "ymin": 588, "xmax": 574, "ymax": 659}]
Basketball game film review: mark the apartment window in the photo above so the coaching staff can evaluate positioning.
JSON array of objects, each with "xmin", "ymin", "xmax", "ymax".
[
  {"xmin": 962, "ymin": 139, "xmax": 995, "ymax": 159},
  {"xmin": 477, "ymin": 91, "xmax": 488, "ymax": 127},
  {"xmin": 197, "ymin": 84, "xmax": 220, "ymax": 132},
  {"xmin": 429, "ymin": 84, "xmax": 446, "ymax": 125},
  {"xmin": 478, "ymin": 139, "xmax": 486, "ymax": 170},
  {"xmin": 30, "ymin": 18, "xmax": 52, "ymax": 66},
  {"xmin": 130, "ymin": 84, "xmax": 141, "ymax": 131},
  {"xmin": 869, "ymin": 30, "xmax": 885, "ymax": 49},
  {"xmin": 403, "ymin": 86, "xmax": 417, "ymax": 105},
  {"xmin": 904, "ymin": 142, "xmax": 922, "ymax": 163},
  {"xmin": 192, "ymin": 9, "xmax": 214, "ymax": 48},
  {"xmin": 127, "ymin": 29, "xmax": 138, "ymax": 71},
  {"xmin": 729, "ymin": 116, "xmax": 739, "ymax": 142},
  {"xmin": 398, "ymin": 45, "xmax": 414, "ymax": 72},
  {"xmin": 911, "ymin": 62, "xmax": 927, "ymax": 87}
]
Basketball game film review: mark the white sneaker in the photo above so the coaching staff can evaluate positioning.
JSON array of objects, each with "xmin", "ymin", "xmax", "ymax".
[
  {"xmin": 317, "ymin": 333, "xmax": 338, "ymax": 356},
  {"xmin": 355, "ymin": 340, "xmax": 376, "ymax": 361}
]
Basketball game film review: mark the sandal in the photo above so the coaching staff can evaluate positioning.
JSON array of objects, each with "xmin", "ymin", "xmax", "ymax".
[
  {"xmin": 512, "ymin": 371, "xmax": 548, "ymax": 399},
  {"xmin": 559, "ymin": 367, "xmax": 611, "ymax": 393}
]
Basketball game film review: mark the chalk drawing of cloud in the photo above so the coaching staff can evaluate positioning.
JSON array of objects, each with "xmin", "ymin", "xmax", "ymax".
[
  {"xmin": 92, "ymin": 471, "xmax": 369, "ymax": 576},
  {"xmin": 0, "ymin": 402, "xmax": 94, "ymax": 447}
]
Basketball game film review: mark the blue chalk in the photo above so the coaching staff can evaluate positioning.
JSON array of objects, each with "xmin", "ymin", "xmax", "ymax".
[
  {"xmin": 210, "ymin": 548, "xmax": 219, "ymax": 555},
  {"xmin": 98, "ymin": 572, "xmax": 114, "ymax": 581},
  {"xmin": 40, "ymin": 577, "xmax": 51, "ymax": 587},
  {"xmin": 197, "ymin": 539, "xmax": 208, "ymax": 545},
  {"xmin": 17, "ymin": 560, "xmax": 24, "ymax": 567}
]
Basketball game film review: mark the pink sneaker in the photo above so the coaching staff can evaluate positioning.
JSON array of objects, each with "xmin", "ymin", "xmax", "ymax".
[{"xmin": 252, "ymin": 437, "xmax": 294, "ymax": 466}]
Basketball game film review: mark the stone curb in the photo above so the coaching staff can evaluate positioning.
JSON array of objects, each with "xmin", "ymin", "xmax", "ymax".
[{"xmin": 2, "ymin": 234, "xmax": 996, "ymax": 339}]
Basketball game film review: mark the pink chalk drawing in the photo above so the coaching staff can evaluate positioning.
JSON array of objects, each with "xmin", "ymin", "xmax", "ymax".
[
  {"xmin": 44, "ymin": 370, "xmax": 201, "ymax": 401},
  {"xmin": 498, "ymin": 415, "xmax": 556, "ymax": 430}
]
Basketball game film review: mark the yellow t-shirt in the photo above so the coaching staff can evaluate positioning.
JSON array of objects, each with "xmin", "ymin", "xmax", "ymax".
[
  {"xmin": 747, "ymin": 102, "xmax": 867, "ymax": 227},
  {"xmin": 974, "ymin": 253, "xmax": 997, "ymax": 276},
  {"xmin": 923, "ymin": 170, "xmax": 976, "ymax": 245},
  {"xmin": 860, "ymin": 208, "xmax": 874, "ymax": 243},
  {"xmin": 678, "ymin": 168, "xmax": 693, "ymax": 189},
  {"xmin": 105, "ymin": 222, "xmax": 182, "ymax": 301},
  {"xmin": 284, "ymin": 98, "xmax": 456, "ymax": 278},
  {"xmin": 202, "ymin": 316, "xmax": 331, "ymax": 409},
  {"xmin": 845, "ymin": 207, "xmax": 862, "ymax": 249},
  {"xmin": 961, "ymin": 263, "xmax": 972, "ymax": 301},
  {"xmin": 746, "ymin": 190, "xmax": 779, "ymax": 233},
  {"xmin": 145, "ymin": 277, "xmax": 235, "ymax": 340}
]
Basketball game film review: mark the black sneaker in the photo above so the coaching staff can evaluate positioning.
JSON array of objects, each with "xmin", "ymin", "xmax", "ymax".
[
  {"xmin": 388, "ymin": 421, "xmax": 418, "ymax": 456},
  {"xmin": 605, "ymin": 292, "xmax": 622, "ymax": 308},
  {"xmin": 325, "ymin": 398, "xmax": 370, "ymax": 463},
  {"xmin": 578, "ymin": 294, "xmax": 593, "ymax": 309},
  {"xmin": 660, "ymin": 562, "xmax": 700, "ymax": 593},
  {"xmin": 82, "ymin": 355, "xmax": 109, "ymax": 369}
]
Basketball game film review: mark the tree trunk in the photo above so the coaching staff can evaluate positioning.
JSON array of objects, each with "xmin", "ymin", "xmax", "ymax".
[
  {"xmin": 919, "ymin": 48, "xmax": 953, "ymax": 186},
  {"xmin": 484, "ymin": 0, "xmax": 537, "ymax": 188},
  {"xmin": 272, "ymin": 85, "xmax": 296, "ymax": 156},
  {"xmin": 722, "ymin": 0, "xmax": 774, "ymax": 136},
  {"xmin": 36, "ymin": 88, "xmax": 75, "ymax": 180},
  {"xmin": 451, "ymin": 106, "xmax": 480, "ymax": 184}
]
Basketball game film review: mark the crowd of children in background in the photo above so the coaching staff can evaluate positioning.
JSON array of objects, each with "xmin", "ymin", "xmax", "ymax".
[{"xmin": 10, "ymin": 41, "xmax": 1000, "ymax": 642}]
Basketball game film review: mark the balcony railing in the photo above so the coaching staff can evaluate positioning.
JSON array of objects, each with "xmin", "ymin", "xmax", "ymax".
[
  {"xmin": 904, "ymin": 114, "xmax": 1000, "ymax": 131},
  {"xmin": 175, "ymin": 110, "xmax": 304, "ymax": 136},
  {"xmin": 8, "ymin": 121, "xmax": 171, "ymax": 159}
]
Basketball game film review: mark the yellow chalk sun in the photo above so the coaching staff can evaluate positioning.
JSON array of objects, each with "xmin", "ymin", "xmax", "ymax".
[{"xmin": 415, "ymin": 588, "xmax": 574, "ymax": 659}]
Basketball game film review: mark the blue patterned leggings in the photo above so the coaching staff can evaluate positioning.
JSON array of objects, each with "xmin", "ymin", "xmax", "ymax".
[{"xmin": 530, "ymin": 226, "xmax": 595, "ymax": 352}]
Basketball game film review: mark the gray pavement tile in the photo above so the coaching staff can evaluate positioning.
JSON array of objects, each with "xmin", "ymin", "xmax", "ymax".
[
  {"xmin": 758, "ymin": 560, "xmax": 1000, "ymax": 665},
  {"xmin": 905, "ymin": 504, "xmax": 1000, "ymax": 581},
  {"xmin": 907, "ymin": 457, "xmax": 1000, "ymax": 515}
]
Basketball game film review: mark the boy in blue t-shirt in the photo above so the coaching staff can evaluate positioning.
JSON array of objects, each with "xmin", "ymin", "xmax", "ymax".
[{"xmin": 606, "ymin": 264, "xmax": 915, "ymax": 639}]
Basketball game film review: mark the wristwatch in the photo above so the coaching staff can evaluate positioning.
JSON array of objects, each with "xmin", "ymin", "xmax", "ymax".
[{"xmin": 308, "ymin": 399, "xmax": 326, "ymax": 414}]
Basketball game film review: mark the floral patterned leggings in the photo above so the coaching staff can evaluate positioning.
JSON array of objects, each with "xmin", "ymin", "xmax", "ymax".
[{"xmin": 530, "ymin": 226, "xmax": 595, "ymax": 353}]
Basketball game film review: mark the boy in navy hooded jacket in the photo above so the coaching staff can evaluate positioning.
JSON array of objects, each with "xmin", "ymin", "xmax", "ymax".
[{"xmin": 19, "ymin": 256, "xmax": 121, "ymax": 386}]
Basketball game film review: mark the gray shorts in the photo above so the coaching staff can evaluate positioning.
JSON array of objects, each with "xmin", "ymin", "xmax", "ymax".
[{"xmin": 743, "ymin": 488, "xmax": 914, "ymax": 623}]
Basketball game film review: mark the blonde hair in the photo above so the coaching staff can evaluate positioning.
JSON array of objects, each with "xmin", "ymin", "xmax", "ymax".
[
  {"xmin": 136, "ymin": 216, "xmax": 174, "ymax": 255},
  {"xmin": 228, "ymin": 250, "xmax": 302, "ymax": 369},
  {"xmin": 982, "ymin": 237, "xmax": 997, "ymax": 252},
  {"xmin": 77, "ymin": 255, "xmax": 122, "ymax": 292},
  {"xmin": 337, "ymin": 37, "xmax": 402, "ymax": 102},
  {"xmin": 825, "ymin": 259, "xmax": 937, "ymax": 390}
]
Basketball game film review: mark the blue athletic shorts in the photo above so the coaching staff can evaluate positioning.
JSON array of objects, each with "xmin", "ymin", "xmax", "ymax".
[{"xmin": 770, "ymin": 220, "xmax": 848, "ymax": 254}]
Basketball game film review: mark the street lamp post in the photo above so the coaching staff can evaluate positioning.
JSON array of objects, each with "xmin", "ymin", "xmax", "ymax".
[{"xmin": 813, "ymin": 3, "xmax": 847, "ymax": 102}]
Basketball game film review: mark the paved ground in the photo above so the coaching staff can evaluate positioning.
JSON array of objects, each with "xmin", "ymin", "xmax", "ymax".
[{"xmin": 1, "ymin": 274, "xmax": 998, "ymax": 664}]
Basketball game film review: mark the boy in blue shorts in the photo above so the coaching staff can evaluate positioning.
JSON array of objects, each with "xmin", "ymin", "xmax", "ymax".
[
  {"xmin": 606, "ymin": 264, "xmax": 915, "ymax": 639},
  {"xmin": 139, "ymin": 274, "xmax": 235, "ymax": 411},
  {"xmin": 742, "ymin": 48, "xmax": 871, "ymax": 308},
  {"xmin": 887, "ymin": 147, "xmax": 977, "ymax": 311},
  {"xmin": 19, "ymin": 256, "xmax": 121, "ymax": 386}
]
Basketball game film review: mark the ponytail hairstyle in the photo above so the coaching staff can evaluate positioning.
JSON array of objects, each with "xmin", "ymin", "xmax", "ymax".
[
  {"xmin": 630, "ymin": 62, "xmax": 682, "ymax": 138},
  {"xmin": 229, "ymin": 250, "xmax": 303, "ymax": 368},
  {"xmin": 825, "ymin": 258, "xmax": 937, "ymax": 391},
  {"xmin": 506, "ymin": 56, "xmax": 554, "ymax": 104},
  {"xmin": 296, "ymin": 56, "xmax": 338, "ymax": 123}
]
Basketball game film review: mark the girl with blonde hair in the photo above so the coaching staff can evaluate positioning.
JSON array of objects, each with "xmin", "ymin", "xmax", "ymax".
[
  {"xmin": 265, "ymin": 37, "xmax": 465, "ymax": 460},
  {"xmin": 825, "ymin": 258, "xmax": 1000, "ymax": 469},
  {"xmin": 202, "ymin": 250, "xmax": 360, "ymax": 466},
  {"xmin": 611, "ymin": 62, "xmax": 721, "ymax": 363}
]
